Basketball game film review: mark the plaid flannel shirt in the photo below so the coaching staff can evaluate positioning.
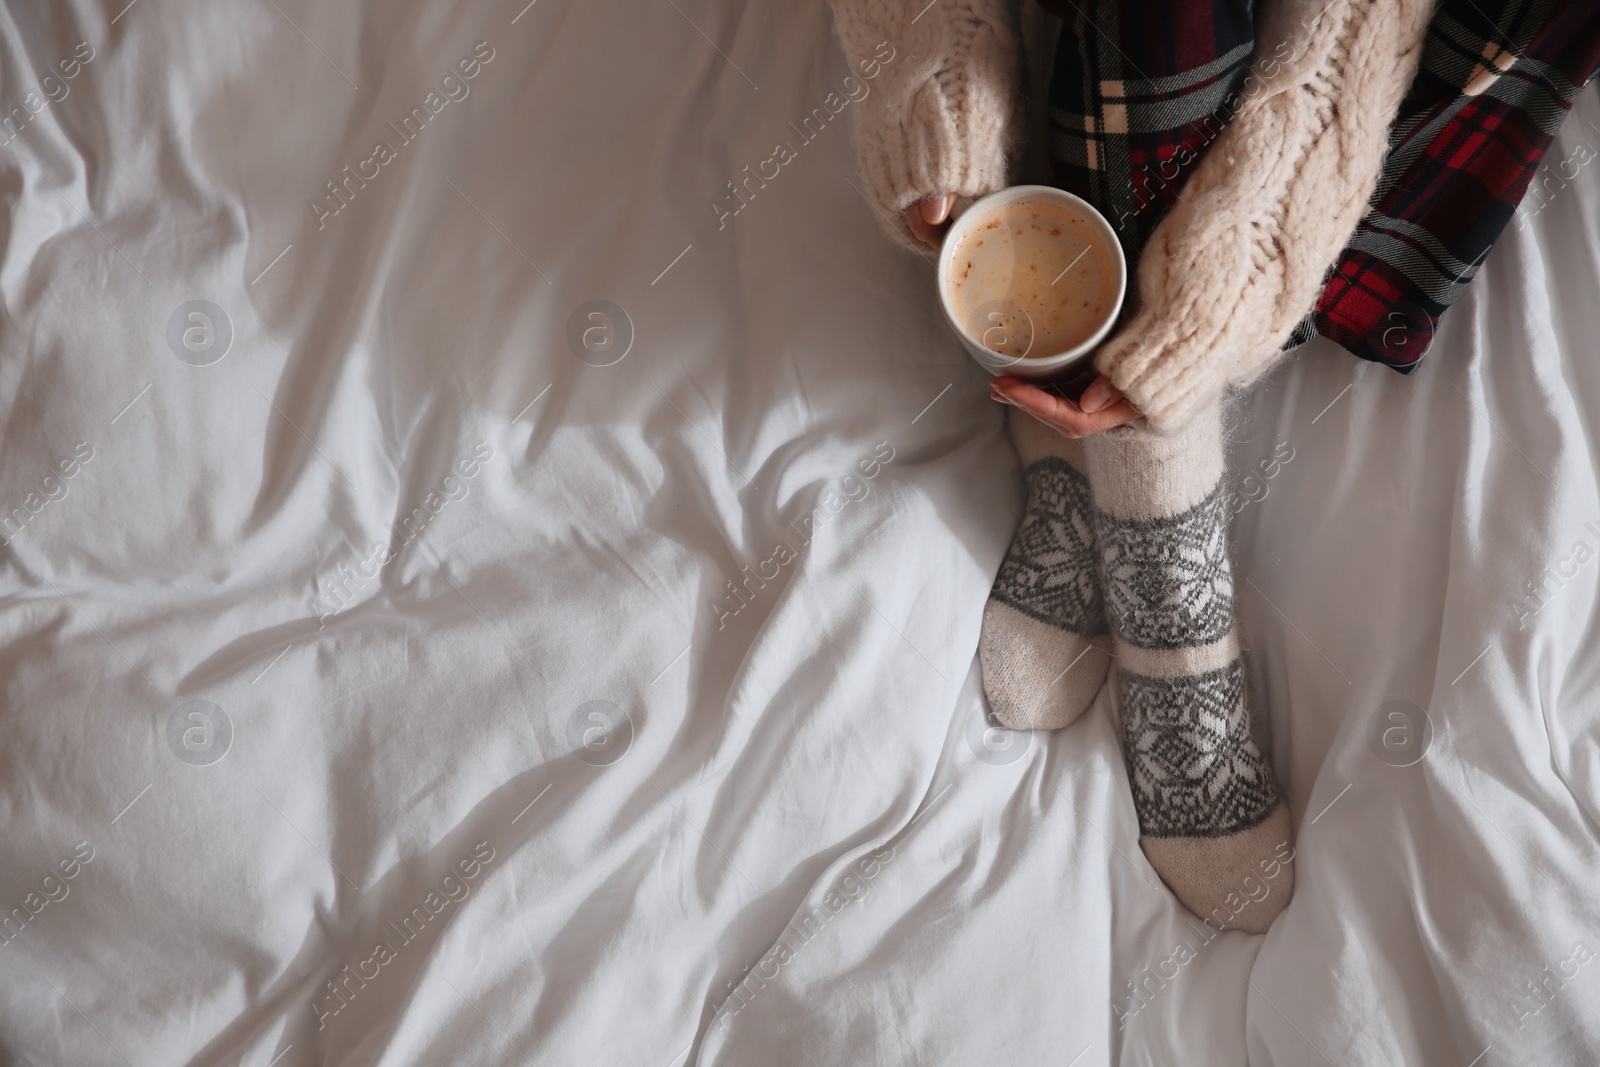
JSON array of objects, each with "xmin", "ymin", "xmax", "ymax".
[{"xmin": 1040, "ymin": 0, "xmax": 1600, "ymax": 373}]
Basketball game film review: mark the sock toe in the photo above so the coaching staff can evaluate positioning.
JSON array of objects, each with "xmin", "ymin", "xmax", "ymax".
[
  {"xmin": 1139, "ymin": 803, "xmax": 1296, "ymax": 935},
  {"xmin": 981, "ymin": 601, "xmax": 1111, "ymax": 729}
]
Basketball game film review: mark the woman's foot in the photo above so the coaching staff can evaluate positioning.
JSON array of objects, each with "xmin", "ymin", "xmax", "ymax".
[
  {"xmin": 980, "ymin": 407, "xmax": 1113, "ymax": 730},
  {"xmin": 1083, "ymin": 398, "xmax": 1294, "ymax": 932}
]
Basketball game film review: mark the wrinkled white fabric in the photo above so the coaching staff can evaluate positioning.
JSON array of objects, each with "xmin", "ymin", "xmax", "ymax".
[{"xmin": 0, "ymin": 2, "xmax": 1596, "ymax": 1065}]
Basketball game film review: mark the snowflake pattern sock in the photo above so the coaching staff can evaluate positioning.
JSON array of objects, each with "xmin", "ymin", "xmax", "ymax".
[
  {"xmin": 981, "ymin": 407, "xmax": 1114, "ymax": 731},
  {"xmin": 1082, "ymin": 399, "xmax": 1294, "ymax": 934}
]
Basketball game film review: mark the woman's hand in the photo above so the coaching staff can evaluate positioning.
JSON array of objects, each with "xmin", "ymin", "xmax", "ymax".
[
  {"xmin": 990, "ymin": 373, "xmax": 1141, "ymax": 437},
  {"xmin": 905, "ymin": 193, "xmax": 956, "ymax": 248},
  {"xmin": 909, "ymin": 191, "xmax": 1136, "ymax": 437}
]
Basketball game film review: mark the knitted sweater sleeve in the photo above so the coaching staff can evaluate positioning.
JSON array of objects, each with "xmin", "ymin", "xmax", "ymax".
[
  {"xmin": 1094, "ymin": 0, "xmax": 1437, "ymax": 435},
  {"xmin": 827, "ymin": 0, "xmax": 1025, "ymax": 251}
]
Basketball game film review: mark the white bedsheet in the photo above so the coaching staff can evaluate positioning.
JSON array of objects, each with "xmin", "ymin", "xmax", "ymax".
[{"xmin": 1, "ymin": 1, "xmax": 1597, "ymax": 1065}]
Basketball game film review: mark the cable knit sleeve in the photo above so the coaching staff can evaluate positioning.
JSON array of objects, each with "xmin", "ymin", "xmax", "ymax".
[
  {"xmin": 1093, "ymin": 0, "xmax": 1437, "ymax": 435},
  {"xmin": 828, "ymin": 0, "xmax": 1026, "ymax": 251}
]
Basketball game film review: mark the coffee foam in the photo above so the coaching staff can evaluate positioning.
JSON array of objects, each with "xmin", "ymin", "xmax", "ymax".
[{"xmin": 945, "ymin": 199, "xmax": 1118, "ymax": 360}]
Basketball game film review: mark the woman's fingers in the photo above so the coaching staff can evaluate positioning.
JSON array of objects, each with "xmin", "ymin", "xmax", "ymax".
[
  {"xmin": 922, "ymin": 193, "xmax": 954, "ymax": 225},
  {"xmin": 1078, "ymin": 374, "xmax": 1123, "ymax": 413},
  {"xmin": 904, "ymin": 193, "xmax": 956, "ymax": 248},
  {"xmin": 989, "ymin": 375, "xmax": 1141, "ymax": 437}
]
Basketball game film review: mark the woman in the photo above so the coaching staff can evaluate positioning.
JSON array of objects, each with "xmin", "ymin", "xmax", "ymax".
[{"xmin": 828, "ymin": 0, "xmax": 1600, "ymax": 932}]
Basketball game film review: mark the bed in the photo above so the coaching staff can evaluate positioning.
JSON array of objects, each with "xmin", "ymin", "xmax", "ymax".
[{"xmin": 2, "ymin": 1, "xmax": 1598, "ymax": 1064}]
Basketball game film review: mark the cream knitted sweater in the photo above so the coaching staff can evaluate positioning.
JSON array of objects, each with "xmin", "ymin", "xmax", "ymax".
[
  {"xmin": 828, "ymin": 0, "xmax": 1025, "ymax": 249},
  {"xmin": 829, "ymin": 0, "xmax": 1437, "ymax": 434}
]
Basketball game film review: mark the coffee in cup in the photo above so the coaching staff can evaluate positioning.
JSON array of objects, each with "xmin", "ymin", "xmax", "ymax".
[{"xmin": 937, "ymin": 186, "xmax": 1127, "ymax": 379}]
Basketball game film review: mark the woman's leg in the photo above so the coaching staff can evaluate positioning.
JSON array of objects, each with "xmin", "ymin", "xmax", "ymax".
[
  {"xmin": 981, "ymin": 406, "xmax": 1114, "ymax": 729},
  {"xmin": 978, "ymin": 0, "xmax": 1257, "ymax": 728},
  {"xmin": 1082, "ymin": 396, "xmax": 1292, "ymax": 932}
]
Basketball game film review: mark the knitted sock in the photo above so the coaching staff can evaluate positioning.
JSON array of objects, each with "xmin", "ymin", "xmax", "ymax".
[
  {"xmin": 1083, "ymin": 399, "xmax": 1293, "ymax": 934},
  {"xmin": 981, "ymin": 407, "xmax": 1113, "ymax": 730}
]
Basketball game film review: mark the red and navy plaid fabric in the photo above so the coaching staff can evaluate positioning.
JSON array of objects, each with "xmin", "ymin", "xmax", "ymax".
[
  {"xmin": 1040, "ymin": 0, "xmax": 1600, "ymax": 373},
  {"xmin": 1304, "ymin": 0, "xmax": 1600, "ymax": 367},
  {"xmin": 1040, "ymin": 0, "xmax": 1255, "ymax": 258}
]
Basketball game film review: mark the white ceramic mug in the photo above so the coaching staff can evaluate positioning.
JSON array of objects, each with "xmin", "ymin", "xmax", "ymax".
[{"xmin": 936, "ymin": 185, "xmax": 1127, "ymax": 380}]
